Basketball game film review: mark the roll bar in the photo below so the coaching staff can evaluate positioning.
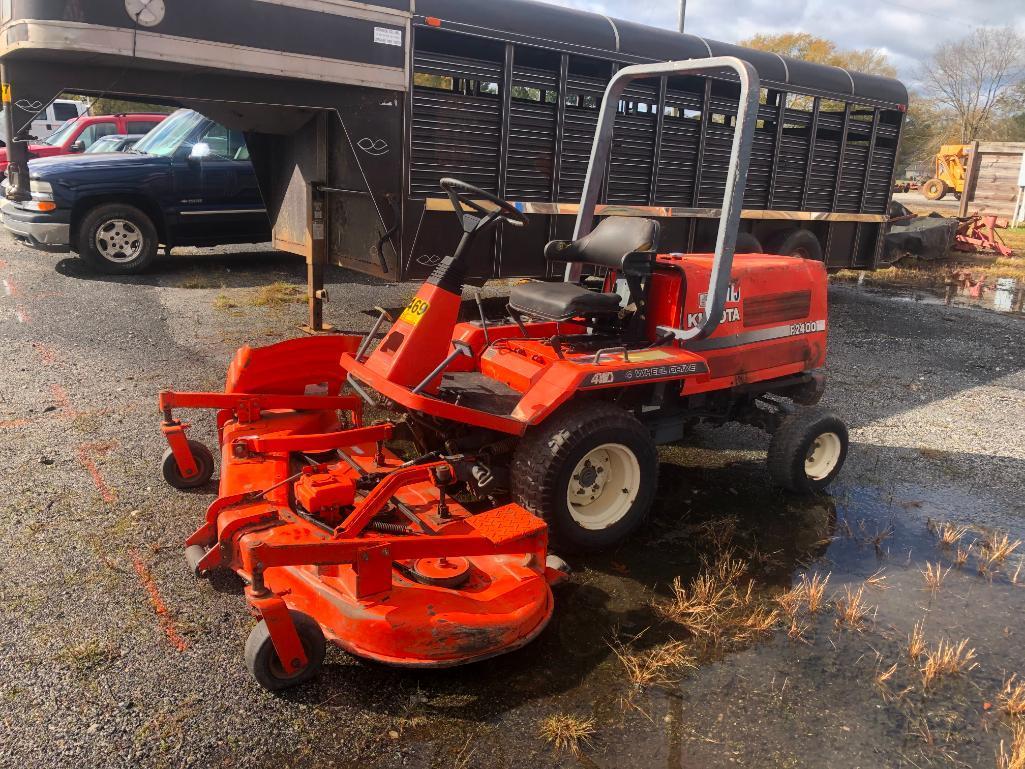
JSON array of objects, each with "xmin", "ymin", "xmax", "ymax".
[{"xmin": 569, "ymin": 57, "xmax": 760, "ymax": 342}]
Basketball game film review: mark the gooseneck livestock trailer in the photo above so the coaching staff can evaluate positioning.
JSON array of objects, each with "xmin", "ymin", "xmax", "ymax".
[{"xmin": 0, "ymin": 0, "xmax": 907, "ymax": 329}]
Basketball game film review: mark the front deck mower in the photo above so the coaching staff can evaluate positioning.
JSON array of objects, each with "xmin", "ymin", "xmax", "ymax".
[{"xmin": 158, "ymin": 58, "xmax": 849, "ymax": 689}]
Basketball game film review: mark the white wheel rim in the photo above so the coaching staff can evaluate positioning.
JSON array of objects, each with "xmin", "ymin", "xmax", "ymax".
[
  {"xmin": 95, "ymin": 219, "xmax": 144, "ymax": 263},
  {"xmin": 566, "ymin": 443, "xmax": 641, "ymax": 530},
  {"xmin": 805, "ymin": 432, "xmax": 842, "ymax": 481}
]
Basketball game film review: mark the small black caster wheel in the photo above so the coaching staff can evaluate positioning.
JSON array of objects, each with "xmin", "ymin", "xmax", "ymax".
[
  {"xmin": 245, "ymin": 610, "xmax": 326, "ymax": 692},
  {"xmin": 161, "ymin": 440, "xmax": 215, "ymax": 489},
  {"xmin": 184, "ymin": 544, "xmax": 208, "ymax": 577},
  {"xmin": 768, "ymin": 408, "xmax": 849, "ymax": 494}
]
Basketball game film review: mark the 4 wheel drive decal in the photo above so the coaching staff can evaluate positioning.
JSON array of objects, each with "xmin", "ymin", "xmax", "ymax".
[
  {"xmin": 579, "ymin": 362, "xmax": 708, "ymax": 388},
  {"xmin": 686, "ymin": 319, "xmax": 827, "ymax": 352}
]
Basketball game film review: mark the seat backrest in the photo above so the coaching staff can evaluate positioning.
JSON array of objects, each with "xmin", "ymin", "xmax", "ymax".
[{"xmin": 544, "ymin": 217, "xmax": 660, "ymax": 270}]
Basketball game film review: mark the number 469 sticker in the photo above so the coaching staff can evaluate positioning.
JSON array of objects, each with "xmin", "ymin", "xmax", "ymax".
[{"xmin": 399, "ymin": 297, "xmax": 430, "ymax": 325}]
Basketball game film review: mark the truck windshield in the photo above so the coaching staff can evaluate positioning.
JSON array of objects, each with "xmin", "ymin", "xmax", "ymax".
[
  {"xmin": 41, "ymin": 118, "xmax": 80, "ymax": 146},
  {"xmin": 132, "ymin": 110, "xmax": 206, "ymax": 157}
]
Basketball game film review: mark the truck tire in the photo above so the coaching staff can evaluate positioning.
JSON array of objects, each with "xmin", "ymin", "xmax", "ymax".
[
  {"xmin": 766, "ymin": 228, "xmax": 823, "ymax": 261},
  {"xmin": 921, "ymin": 178, "xmax": 947, "ymax": 201},
  {"xmin": 511, "ymin": 401, "xmax": 658, "ymax": 553},
  {"xmin": 77, "ymin": 203, "xmax": 159, "ymax": 274},
  {"xmin": 767, "ymin": 408, "xmax": 848, "ymax": 494}
]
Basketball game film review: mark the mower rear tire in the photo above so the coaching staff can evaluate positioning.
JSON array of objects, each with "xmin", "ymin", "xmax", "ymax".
[
  {"xmin": 161, "ymin": 440, "xmax": 215, "ymax": 490},
  {"xmin": 767, "ymin": 408, "xmax": 848, "ymax": 494},
  {"xmin": 766, "ymin": 228, "xmax": 824, "ymax": 261},
  {"xmin": 511, "ymin": 402, "xmax": 658, "ymax": 553},
  {"xmin": 921, "ymin": 178, "xmax": 947, "ymax": 201},
  {"xmin": 245, "ymin": 610, "xmax": 326, "ymax": 692}
]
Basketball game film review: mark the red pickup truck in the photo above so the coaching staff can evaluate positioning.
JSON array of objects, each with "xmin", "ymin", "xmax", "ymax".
[{"xmin": 0, "ymin": 113, "xmax": 167, "ymax": 174}]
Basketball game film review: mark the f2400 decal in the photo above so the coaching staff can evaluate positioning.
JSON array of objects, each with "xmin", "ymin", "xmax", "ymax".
[{"xmin": 580, "ymin": 362, "xmax": 708, "ymax": 388}]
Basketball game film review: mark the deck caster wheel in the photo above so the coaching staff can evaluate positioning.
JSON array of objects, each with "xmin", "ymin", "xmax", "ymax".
[
  {"xmin": 184, "ymin": 545, "xmax": 208, "ymax": 577},
  {"xmin": 161, "ymin": 440, "xmax": 215, "ymax": 489},
  {"xmin": 245, "ymin": 610, "xmax": 326, "ymax": 692},
  {"xmin": 768, "ymin": 408, "xmax": 849, "ymax": 494},
  {"xmin": 512, "ymin": 402, "xmax": 658, "ymax": 553}
]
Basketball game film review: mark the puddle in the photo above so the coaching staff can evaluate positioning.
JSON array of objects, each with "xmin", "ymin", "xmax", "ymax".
[
  {"xmin": 847, "ymin": 277, "xmax": 1025, "ymax": 318},
  {"xmin": 303, "ymin": 449, "xmax": 1025, "ymax": 768}
]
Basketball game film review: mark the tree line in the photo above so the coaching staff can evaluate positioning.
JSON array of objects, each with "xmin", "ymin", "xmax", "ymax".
[{"xmin": 740, "ymin": 29, "xmax": 1025, "ymax": 171}]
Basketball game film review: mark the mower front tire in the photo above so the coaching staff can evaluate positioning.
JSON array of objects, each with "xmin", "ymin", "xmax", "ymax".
[
  {"xmin": 245, "ymin": 610, "xmax": 326, "ymax": 692},
  {"xmin": 767, "ymin": 408, "xmax": 848, "ymax": 494},
  {"xmin": 511, "ymin": 402, "xmax": 658, "ymax": 553},
  {"xmin": 161, "ymin": 440, "xmax": 215, "ymax": 489}
]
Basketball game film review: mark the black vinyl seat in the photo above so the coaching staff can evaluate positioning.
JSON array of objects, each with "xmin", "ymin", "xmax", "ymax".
[{"xmin": 508, "ymin": 217, "xmax": 660, "ymax": 323}]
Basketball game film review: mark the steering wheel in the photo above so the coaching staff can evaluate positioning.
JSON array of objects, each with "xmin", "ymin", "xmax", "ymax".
[{"xmin": 440, "ymin": 177, "xmax": 527, "ymax": 233}]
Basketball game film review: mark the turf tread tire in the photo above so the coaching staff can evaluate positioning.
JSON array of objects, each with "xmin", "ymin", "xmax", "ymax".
[
  {"xmin": 767, "ymin": 407, "xmax": 848, "ymax": 494},
  {"xmin": 511, "ymin": 402, "xmax": 658, "ymax": 553}
]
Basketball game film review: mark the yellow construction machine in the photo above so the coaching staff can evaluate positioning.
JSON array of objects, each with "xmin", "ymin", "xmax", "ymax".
[{"xmin": 921, "ymin": 144, "xmax": 969, "ymax": 201}]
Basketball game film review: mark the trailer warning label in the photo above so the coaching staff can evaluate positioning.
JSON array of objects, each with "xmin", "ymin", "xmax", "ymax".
[{"xmin": 374, "ymin": 27, "xmax": 403, "ymax": 47}]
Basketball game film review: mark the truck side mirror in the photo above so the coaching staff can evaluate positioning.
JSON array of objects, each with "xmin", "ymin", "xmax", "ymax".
[
  {"xmin": 189, "ymin": 142, "xmax": 211, "ymax": 162},
  {"xmin": 69, "ymin": 141, "xmax": 85, "ymax": 153}
]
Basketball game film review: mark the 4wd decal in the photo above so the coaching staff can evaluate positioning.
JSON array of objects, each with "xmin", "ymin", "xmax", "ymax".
[{"xmin": 580, "ymin": 362, "xmax": 708, "ymax": 388}]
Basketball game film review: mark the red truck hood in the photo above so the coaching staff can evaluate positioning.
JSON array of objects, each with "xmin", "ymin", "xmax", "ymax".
[{"xmin": 0, "ymin": 144, "xmax": 63, "ymax": 168}]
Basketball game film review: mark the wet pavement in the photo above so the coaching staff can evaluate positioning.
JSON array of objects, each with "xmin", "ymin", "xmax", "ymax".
[{"xmin": 1, "ymin": 243, "xmax": 1024, "ymax": 769}]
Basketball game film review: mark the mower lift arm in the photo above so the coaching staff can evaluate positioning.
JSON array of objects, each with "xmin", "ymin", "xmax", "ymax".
[{"xmin": 569, "ymin": 56, "xmax": 760, "ymax": 343}]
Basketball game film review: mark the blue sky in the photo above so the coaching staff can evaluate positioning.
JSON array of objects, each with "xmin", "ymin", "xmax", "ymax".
[{"xmin": 539, "ymin": 0, "xmax": 1025, "ymax": 80}]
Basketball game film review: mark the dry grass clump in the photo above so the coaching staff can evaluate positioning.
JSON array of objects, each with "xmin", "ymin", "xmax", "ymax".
[
  {"xmin": 250, "ymin": 281, "xmax": 306, "ymax": 307},
  {"xmin": 979, "ymin": 533, "xmax": 1022, "ymax": 576},
  {"xmin": 866, "ymin": 569, "xmax": 890, "ymax": 591},
  {"xmin": 907, "ymin": 620, "xmax": 927, "ymax": 661},
  {"xmin": 920, "ymin": 638, "xmax": 977, "ymax": 688},
  {"xmin": 539, "ymin": 714, "xmax": 595, "ymax": 756},
  {"xmin": 955, "ymin": 543, "xmax": 974, "ymax": 568},
  {"xmin": 1001, "ymin": 675, "xmax": 1025, "ymax": 719},
  {"xmin": 922, "ymin": 561, "xmax": 950, "ymax": 593},
  {"xmin": 213, "ymin": 292, "xmax": 239, "ymax": 310},
  {"xmin": 937, "ymin": 522, "xmax": 970, "ymax": 549},
  {"xmin": 610, "ymin": 639, "xmax": 696, "ymax": 689},
  {"xmin": 833, "ymin": 585, "xmax": 872, "ymax": 630},
  {"xmin": 996, "ymin": 720, "xmax": 1025, "ymax": 769},
  {"xmin": 656, "ymin": 553, "xmax": 779, "ymax": 649},
  {"xmin": 804, "ymin": 573, "xmax": 831, "ymax": 613}
]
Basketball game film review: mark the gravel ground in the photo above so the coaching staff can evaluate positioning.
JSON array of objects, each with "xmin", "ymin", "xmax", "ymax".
[{"xmin": 1, "ymin": 239, "xmax": 1023, "ymax": 769}]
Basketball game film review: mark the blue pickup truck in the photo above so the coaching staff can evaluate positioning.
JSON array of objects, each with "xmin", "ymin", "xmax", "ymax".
[{"xmin": 0, "ymin": 109, "xmax": 270, "ymax": 274}]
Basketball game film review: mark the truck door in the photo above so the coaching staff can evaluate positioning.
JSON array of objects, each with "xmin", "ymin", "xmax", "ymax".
[{"xmin": 173, "ymin": 122, "xmax": 267, "ymax": 243}]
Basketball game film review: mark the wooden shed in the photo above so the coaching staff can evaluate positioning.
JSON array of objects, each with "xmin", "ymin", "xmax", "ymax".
[{"xmin": 959, "ymin": 141, "xmax": 1025, "ymax": 217}]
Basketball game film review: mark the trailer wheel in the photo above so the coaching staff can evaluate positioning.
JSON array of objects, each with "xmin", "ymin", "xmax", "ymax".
[
  {"xmin": 77, "ymin": 203, "xmax": 159, "ymax": 274},
  {"xmin": 511, "ymin": 402, "xmax": 658, "ymax": 553},
  {"xmin": 766, "ymin": 228, "xmax": 823, "ymax": 261},
  {"xmin": 767, "ymin": 408, "xmax": 848, "ymax": 494},
  {"xmin": 735, "ymin": 232, "xmax": 763, "ymax": 253},
  {"xmin": 921, "ymin": 178, "xmax": 948, "ymax": 201},
  {"xmin": 160, "ymin": 440, "xmax": 215, "ymax": 489},
  {"xmin": 245, "ymin": 611, "xmax": 326, "ymax": 692}
]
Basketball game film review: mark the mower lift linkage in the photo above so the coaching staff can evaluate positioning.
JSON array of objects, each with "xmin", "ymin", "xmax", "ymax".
[{"xmin": 159, "ymin": 389, "xmax": 364, "ymax": 481}]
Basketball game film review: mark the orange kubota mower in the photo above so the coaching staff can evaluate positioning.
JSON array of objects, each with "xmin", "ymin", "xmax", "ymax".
[{"xmin": 158, "ymin": 58, "xmax": 849, "ymax": 690}]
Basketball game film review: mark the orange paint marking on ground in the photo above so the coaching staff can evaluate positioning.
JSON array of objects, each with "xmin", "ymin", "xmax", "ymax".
[
  {"xmin": 14, "ymin": 306, "xmax": 30, "ymax": 324},
  {"xmin": 1, "ymin": 277, "xmax": 16, "ymax": 297},
  {"xmin": 75, "ymin": 443, "xmax": 117, "ymax": 503},
  {"xmin": 50, "ymin": 383, "xmax": 78, "ymax": 418},
  {"xmin": 0, "ymin": 419, "xmax": 31, "ymax": 430},
  {"xmin": 34, "ymin": 343, "xmax": 59, "ymax": 366},
  {"xmin": 130, "ymin": 552, "xmax": 189, "ymax": 653}
]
